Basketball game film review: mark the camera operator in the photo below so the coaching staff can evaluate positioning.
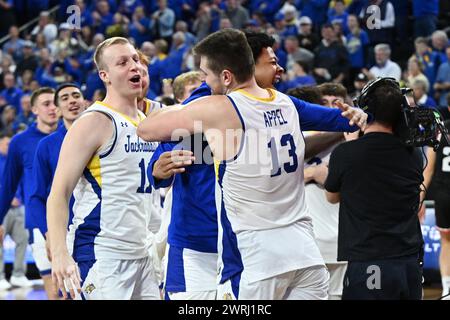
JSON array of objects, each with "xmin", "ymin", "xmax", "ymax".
[{"xmin": 324, "ymin": 78, "xmax": 424, "ymax": 300}]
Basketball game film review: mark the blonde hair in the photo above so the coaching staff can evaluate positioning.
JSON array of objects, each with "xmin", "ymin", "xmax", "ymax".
[
  {"xmin": 172, "ymin": 71, "xmax": 202, "ymax": 103},
  {"xmin": 94, "ymin": 37, "xmax": 130, "ymax": 70},
  {"xmin": 137, "ymin": 49, "xmax": 150, "ymax": 66}
]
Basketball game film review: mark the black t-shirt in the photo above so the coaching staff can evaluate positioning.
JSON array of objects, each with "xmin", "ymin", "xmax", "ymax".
[
  {"xmin": 433, "ymin": 121, "xmax": 450, "ymax": 187},
  {"xmin": 325, "ymin": 132, "xmax": 424, "ymax": 262}
]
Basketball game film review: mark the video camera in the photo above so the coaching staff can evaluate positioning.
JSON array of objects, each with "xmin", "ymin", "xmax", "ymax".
[{"xmin": 354, "ymin": 77, "xmax": 449, "ymax": 151}]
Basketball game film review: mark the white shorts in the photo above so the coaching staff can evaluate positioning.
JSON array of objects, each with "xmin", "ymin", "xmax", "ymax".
[
  {"xmin": 217, "ymin": 265, "xmax": 329, "ymax": 300},
  {"xmin": 326, "ymin": 263, "xmax": 347, "ymax": 299},
  {"xmin": 78, "ymin": 256, "xmax": 161, "ymax": 300},
  {"xmin": 29, "ymin": 228, "xmax": 52, "ymax": 276},
  {"xmin": 167, "ymin": 290, "xmax": 217, "ymax": 300}
]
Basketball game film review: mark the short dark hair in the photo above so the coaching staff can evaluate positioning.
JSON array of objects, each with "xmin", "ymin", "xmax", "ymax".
[
  {"xmin": 194, "ymin": 29, "xmax": 254, "ymax": 83},
  {"xmin": 30, "ymin": 87, "xmax": 55, "ymax": 107},
  {"xmin": 317, "ymin": 83, "xmax": 347, "ymax": 99},
  {"xmin": 287, "ymin": 86, "xmax": 323, "ymax": 104},
  {"xmin": 54, "ymin": 83, "xmax": 82, "ymax": 106},
  {"xmin": 244, "ymin": 31, "xmax": 275, "ymax": 63},
  {"xmin": 369, "ymin": 83, "xmax": 403, "ymax": 127}
]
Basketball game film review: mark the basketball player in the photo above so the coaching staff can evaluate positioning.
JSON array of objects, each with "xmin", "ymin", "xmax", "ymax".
[
  {"xmin": 47, "ymin": 37, "xmax": 160, "ymax": 300},
  {"xmin": 29, "ymin": 83, "xmax": 86, "ymax": 289},
  {"xmin": 138, "ymin": 29, "xmax": 367, "ymax": 299},
  {"xmin": 0, "ymin": 87, "xmax": 59, "ymax": 299},
  {"xmin": 303, "ymin": 83, "xmax": 350, "ymax": 300},
  {"xmin": 422, "ymin": 96, "xmax": 450, "ymax": 299}
]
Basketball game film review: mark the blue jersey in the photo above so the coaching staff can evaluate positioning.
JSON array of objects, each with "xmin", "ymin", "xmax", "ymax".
[
  {"xmin": 29, "ymin": 124, "xmax": 74, "ymax": 236},
  {"xmin": 0, "ymin": 123, "xmax": 54, "ymax": 227},
  {"xmin": 149, "ymin": 82, "xmax": 218, "ymax": 253}
]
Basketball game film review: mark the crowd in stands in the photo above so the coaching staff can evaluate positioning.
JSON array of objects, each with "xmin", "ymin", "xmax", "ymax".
[{"xmin": 0, "ymin": 0, "xmax": 450, "ymax": 137}]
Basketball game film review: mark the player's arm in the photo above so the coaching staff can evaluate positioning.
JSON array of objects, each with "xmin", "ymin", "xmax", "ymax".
[
  {"xmin": 29, "ymin": 142, "xmax": 52, "ymax": 237},
  {"xmin": 304, "ymin": 132, "xmax": 344, "ymax": 160},
  {"xmin": 289, "ymin": 96, "xmax": 368, "ymax": 132},
  {"xmin": 0, "ymin": 137, "xmax": 24, "ymax": 226},
  {"xmin": 137, "ymin": 96, "xmax": 225, "ymax": 142},
  {"xmin": 47, "ymin": 112, "xmax": 113, "ymax": 299}
]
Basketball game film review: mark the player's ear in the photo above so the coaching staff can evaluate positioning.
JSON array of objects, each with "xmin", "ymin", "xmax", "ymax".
[
  {"xmin": 221, "ymin": 69, "xmax": 233, "ymax": 87},
  {"xmin": 98, "ymin": 69, "xmax": 110, "ymax": 84}
]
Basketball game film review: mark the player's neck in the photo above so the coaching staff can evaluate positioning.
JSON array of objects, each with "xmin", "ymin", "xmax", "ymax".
[
  {"xmin": 36, "ymin": 120, "xmax": 57, "ymax": 134},
  {"xmin": 230, "ymin": 77, "xmax": 271, "ymax": 98},
  {"xmin": 102, "ymin": 91, "xmax": 139, "ymax": 119},
  {"xmin": 62, "ymin": 118, "xmax": 74, "ymax": 130}
]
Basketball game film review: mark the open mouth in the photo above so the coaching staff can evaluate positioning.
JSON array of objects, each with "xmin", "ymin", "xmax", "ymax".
[
  {"xmin": 129, "ymin": 74, "xmax": 141, "ymax": 84},
  {"xmin": 69, "ymin": 106, "xmax": 80, "ymax": 112}
]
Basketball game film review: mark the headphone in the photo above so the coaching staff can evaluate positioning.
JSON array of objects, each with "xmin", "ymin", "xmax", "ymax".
[{"xmin": 354, "ymin": 77, "xmax": 401, "ymax": 117}]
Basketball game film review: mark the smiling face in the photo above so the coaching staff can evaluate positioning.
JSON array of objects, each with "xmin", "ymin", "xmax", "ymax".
[
  {"xmin": 56, "ymin": 86, "xmax": 85, "ymax": 122},
  {"xmin": 98, "ymin": 42, "xmax": 143, "ymax": 99},
  {"xmin": 254, "ymin": 47, "xmax": 283, "ymax": 88}
]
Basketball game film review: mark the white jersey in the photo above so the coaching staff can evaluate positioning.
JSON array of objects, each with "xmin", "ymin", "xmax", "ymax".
[
  {"xmin": 216, "ymin": 89, "xmax": 324, "ymax": 284},
  {"xmin": 303, "ymin": 137, "xmax": 343, "ymax": 264},
  {"xmin": 68, "ymin": 101, "xmax": 158, "ymax": 262}
]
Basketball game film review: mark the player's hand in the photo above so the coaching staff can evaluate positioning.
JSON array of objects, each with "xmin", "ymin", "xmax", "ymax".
[
  {"xmin": 312, "ymin": 163, "xmax": 329, "ymax": 186},
  {"xmin": 11, "ymin": 197, "xmax": 21, "ymax": 208},
  {"xmin": 153, "ymin": 150, "xmax": 195, "ymax": 180},
  {"xmin": 0, "ymin": 225, "xmax": 4, "ymax": 243},
  {"xmin": 51, "ymin": 252, "xmax": 82, "ymax": 300},
  {"xmin": 336, "ymin": 100, "xmax": 368, "ymax": 131},
  {"xmin": 344, "ymin": 130, "xmax": 360, "ymax": 141}
]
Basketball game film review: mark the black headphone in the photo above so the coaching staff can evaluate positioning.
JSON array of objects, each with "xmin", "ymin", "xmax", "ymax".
[{"xmin": 354, "ymin": 77, "xmax": 401, "ymax": 117}]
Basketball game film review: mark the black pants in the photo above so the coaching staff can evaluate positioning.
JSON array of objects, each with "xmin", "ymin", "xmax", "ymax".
[{"xmin": 342, "ymin": 254, "xmax": 423, "ymax": 300}]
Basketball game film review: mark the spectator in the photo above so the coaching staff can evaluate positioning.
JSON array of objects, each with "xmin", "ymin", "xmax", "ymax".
[
  {"xmin": 151, "ymin": 0, "xmax": 176, "ymax": 46},
  {"xmin": 359, "ymin": 0, "xmax": 395, "ymax": 48},
  {"xmin": 75, "ymin": 0, "xmax": 93, "ymax": 28},
  {"xmin": 345, "ymin": 15, "xmax": 369, "ymax": 83},
  {"xmin": 299, "ymin": 0, "xmax": 330, "ymax": 31},
  {"xmin": 413, "ymin": 37, "xmax": 440, "ymax": 93},
  {"xmin": 0, "ymin": 105, "xmax": 16, "ymax": 134},
  {"xmin": 175, "ymin": 21, "xmax": 197, "ymax": 48},
  {"xmin": 250, "ymin": 0, "xmax": 281, "ymax": 24},
  {"xmin": 0, "ymin": 72, "xmax": 23, "ymax": 113},
  {"xmin": 161, "ymin": 32, "xmax": 189, "ymax": 80},
  {"xmin": 0, "ymin": 54, "xmax": 16, "ymax": 92},
  {"xmin": 434, "ymin": 47, "xmax": 450, "ymax": 108},
  {"xmin": 13, "ymin": 94, "xmax": 35, "ymax": 130},
  {"xmin": 431, "ymin": 30, "xmax": 449, "ymax": 65},
  {"xmin": 2, "ymin": 26, "xmax": 25, "ymax": 62},
  {"xmin": 286, "ymin": 85, "xmax": 324, "ymax": 105},
  {"xmin": 406, "ymin": 58, "xmax": 430, "ymax": 93},
  {"xmin": 411, "ymin": 79, "xmax": 437, "ymax": 108},
  {"xmin": 284, "ymin": 36, "xmax": 315, "ymax": 73},
  {"xmin": 350, "ymin": 72, "xmax": 369, "ymax": 99},
  {"xmin": 412, "ymin": 0, "xmax": 439, "ymax": 38},
  {"xmin": 193, "ymin": 1, "xmax": 213, "ymax": 41},
  {"xmin": 280, "ymin": 6, "xmax": 299, "ymax": 37},
  {"xmin": 118, "ymin": 0, "xmax": 145, "ymax": 18},
  {"xmin": 18, "ymin": 70, "xmax": 34, "ymax": 95},
  {"xmin": 223, "ymin": 0, "xmax": 250, "ymax": 29},
  {"xmin": 0, "ymin": 0, "xmax": 15, "ymax": 38},
  {"xmin": 327, "ymin": 0, "xmax": 349, "ymax": 34},
  {"xmin": 128, "ymin": 6, "xmax": 151, "ymax": 46},
  {"xmin": 297, "ymin": 16, "xmax": 320, "ymax": 53},
  {"xmin": 365, "ymin": 44, "xmax": 401, "ymax": 81},
  {"xmin": 34, "ymin": 33, "xmax": 48, "ymax": 52},
  {"xmin": 219, "ymin": 17, "xmax": 233, "ymax": 29},
  {"xmin": 314, "ymin": 24, "xmax": 349, "ymax": 84},
  {"xmin": 172, "ymin": 71, "xmax": 203, "ymax": 103},
  {"xmin": 106, "ymin": 13, "xmax": 129, "ymax": 39},
  {"xmin": 49, "ymin": 23, "xmax": 77, "ymax": 58},
  {"xmin": 91, "ymin": 0, "xmax": 114, "ymax": 35},
  {"xmin": 30, "ymin": 11, "xmax": 57, "ymax": 45},
  {"xmin": 15, "ymin": 41, "xmax": 39, "ymax": 78},
  {"xmin": 279, "ymin": 60, "xmax": 316, "ymax": 92}
]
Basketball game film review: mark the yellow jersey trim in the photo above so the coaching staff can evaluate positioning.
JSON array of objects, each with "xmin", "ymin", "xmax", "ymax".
[
  {"xmin": 87, "ymin": 155, "xmax": 102, "ymax": 188},
  {"xmin": 235, "ymin": 88, "xmax": 276, "ymax": 102},
  {"xmin": 96, "ymin": 101, "xmax": 144, "ymax": 127}
]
